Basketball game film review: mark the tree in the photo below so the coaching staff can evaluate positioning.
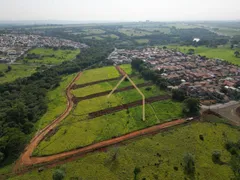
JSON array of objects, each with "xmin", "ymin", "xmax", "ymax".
[
  {"xmin": 183, "ymin": 153, "xmax": 195, "ymax": 175},
  {"xmin": 0, "ymin": 152, "xmax": 4, "ymax": 162},
  {"xmin": 5, "ymin": 65, "xmax": 12, "ymax": 73},
  {"xmin": 172, "ymin": 89, "xmax": 186, "ymax": 102},
  {"xmin": 131, "ymin": 59, "xmax": 144, "ymax": 71},
  {"xmin": 52, "ymin": 169, "xmax": 65, "ymax": 180},
  {"xmin": 187, "ymin": 49, "xmax": 195, "ymax": 55},
  {"xmin": 212, "ymin": 151, "xmax": 221, "ymax": 164},
  {"xmin": 0, "ymin": 71, "xmax": 4, "ymax": 77},
  {"xmin": 183, "ymin": 98, "xmax": 200, "ymax": 116},
  {"xmin": 234, "ymin": 51, "xmax": 240, "ymax": 57}
]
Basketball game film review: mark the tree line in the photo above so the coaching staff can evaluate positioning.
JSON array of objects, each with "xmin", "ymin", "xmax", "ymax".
[{"xmin": 0, "ymin": 42, "xmax": 113, "ymax": 166}]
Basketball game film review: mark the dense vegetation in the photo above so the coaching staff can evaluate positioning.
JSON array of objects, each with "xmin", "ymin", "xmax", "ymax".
[{"xmin": 0, "ymin": 43, "xmax": 113, "ymax": 166}]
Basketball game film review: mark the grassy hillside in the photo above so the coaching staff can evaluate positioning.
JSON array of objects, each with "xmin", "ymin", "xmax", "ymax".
[{"xmin": 11, "ymin": 121, "xmax": 240, "ymax": 180}]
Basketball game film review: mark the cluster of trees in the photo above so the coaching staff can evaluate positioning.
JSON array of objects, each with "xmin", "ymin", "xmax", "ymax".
[
  {"xmin": 0, "ymin": 42, "xmax": 112, "ymax": 166},
  {"xmin": 131, "ymin": 59, "xmax": 169, "ymax": 89},
  {"xmin": 225, "ymin": 140, "xmax": 240, "ymax": 179}
]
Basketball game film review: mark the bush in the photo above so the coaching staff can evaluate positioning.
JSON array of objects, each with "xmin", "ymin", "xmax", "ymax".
[
  {"xmin": 212, "ymin": 151, "xmax": 221, "ymax": 164},
  {"xmin": 183, "ymin": 153, "xmax": 195, "ymax": 175},
  {"xmin": 134, "ymin": 167, "xmax": 141, "ymax": 180},
  {"xmin": 0, "ymin": 71, "xmax": 4, "ymax": 77},
  {"xmin": 52, "ymin": 169, "xmax": 65, "ymax": 180}
]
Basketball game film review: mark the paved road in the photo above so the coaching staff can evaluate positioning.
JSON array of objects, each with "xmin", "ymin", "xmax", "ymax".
[{"xmin": 202, "ymin": 101, "xmax": 240, "ymax": 126}]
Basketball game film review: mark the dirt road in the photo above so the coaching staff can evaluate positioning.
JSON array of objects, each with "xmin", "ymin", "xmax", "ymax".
[
  {"xmin": 14, "ymin": 66, "xmax": 186, "ymax": 174},
  {"xmin": 16, "ymin": 119, "xmax": 186, "ymax": 172},
  {"xmin": 14, "ymin": 72, "xmax": 82, "ymax": 172}
]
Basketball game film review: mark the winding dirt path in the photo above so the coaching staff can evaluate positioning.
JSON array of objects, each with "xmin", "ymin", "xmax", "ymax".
[
  {"xmin": 14, "ymin": 66, "xmax": 187, "ymax": 175},
  {"xmin": 14, "ymin": 72, "xmax": 82, "ymax": 172}
]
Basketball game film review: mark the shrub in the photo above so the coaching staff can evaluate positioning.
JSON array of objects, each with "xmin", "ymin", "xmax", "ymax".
[
  {"xmin": 199, "ymin": 135, "xmax": 204, "ymax": 141},
  {"xmin": 183, "ymin": 153, "xmax": 195, "ymax": 175},
  {"xmin": 212, "ymin": 151, "xmax": 221, "ymax": 164},
  {"xmin": 52, "ymin": 169, "xmax": 65, "ymax": 180},
  {"xmin": 134, "ymin": 167, "xmax": 141, "ymax": 180}
]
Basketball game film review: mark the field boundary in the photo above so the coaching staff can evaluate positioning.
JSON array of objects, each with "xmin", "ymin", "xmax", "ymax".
[
  {"xmin": 73, "ymin": 82, "xmax": 153, "ymax": 103},
  {"xmin": 89, "ymin": 95, "xmax": 171, "ymax": 118}
]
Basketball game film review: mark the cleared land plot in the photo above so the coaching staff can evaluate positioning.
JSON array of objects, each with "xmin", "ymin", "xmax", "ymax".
[
  {"xmin": 0, "ymin": 64, "xmax": 37, "ymax": 84},
  {"xmin": 75, "ymin": 66, "xmax": 120, "ymax": 85},
  {"xmin": 23, "ymin": 48, "xmax": 80, "ymax": 65},
  {"xmin": 33, "ymin": 99, "xmax": 182, "ymax": 156},
  {"xmin": 167, "ymin": 45, "xmax": 240, "ymax": 65},
  {"xmin": 15, "ymin": 121, "xmax": 240, "ymax": 180},
  {"xmin": 73, "ymin": 85, "xmax": 167, "ymax": 116},
  {"xmin": 71, "ymin": 76, "xmax": 145, "ymax": 97}
]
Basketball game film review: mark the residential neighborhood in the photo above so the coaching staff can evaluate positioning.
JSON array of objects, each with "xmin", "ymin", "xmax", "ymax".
[
  {"xmin": 109, "ymin": 47, "xmax": 240, "ymax": 104},
  {"xmin": 0, "ymin": 34, "xmax": 88, "ymax": 63}
]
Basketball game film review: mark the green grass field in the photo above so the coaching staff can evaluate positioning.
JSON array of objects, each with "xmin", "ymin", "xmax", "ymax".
[
  {"xmin": 119, "ymin": 28, "xmax": 152, "ymax": 37},
  {"xmin": 33, "ymin": 65, "xmax": 176, "ymax": 156},
  {"xmin": 22, "ymin": 48, "xmax": 80, "ymax": 65},
  {"xmin": 83, "ymin": 36, "xmax": 104, "ymax": 40},
  {"xmin": 167, "ymin": 45, "xmax": 240, "ymax": 65},
  {"xmin": 12, "ymin": 121, "xmax": 240, "ymax": 180},
  {"xmin": 119, "ymin": 64, "xmax": 133, "ymax": 74},
  {"xmin": 139, "ymin": 27, "xmax": 171, "ymax": 34},
  {"xmin": 135, "ymin": 39, "xmax": 150, "ymax": 44},
  {"xmin": 34, "ymin": 74, "xmax": 77, "ymax": 130},
  {"xmin": 72, "ymin": 85, "xmax": 167, "ymax": 116},
  {"xmin": 0, "ymin": 64, "xmax": 37, "ymax": 84},
  {"xmin": 33, "ymin": 99, "xmax": 182, "ymax": 156},
  {"xmin": 71, "ymin": 76, "xmax": 145, "ymax": 97},
  {"xmin": 75, "ymin": 66, "xmax": 120, "ymax": 85}
]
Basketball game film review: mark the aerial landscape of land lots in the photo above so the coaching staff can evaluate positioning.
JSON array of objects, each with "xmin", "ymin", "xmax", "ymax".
[{"xmin": 0, "ymin": 21, "xmax": 240, "ymax": 180}]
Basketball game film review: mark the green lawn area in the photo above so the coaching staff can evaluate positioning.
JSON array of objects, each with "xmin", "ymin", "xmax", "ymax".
[
  {"xmin": 13, "ymin": 121, "xmax": 240, "ymax": 180},
  {"xmin": 34, "ymin": 74, "xmax": 77, "ymax": 131},
  {"xmin": 135, "ymin": 39, "xmax": 150, "ymax": 44},
  {"xmin": 33, "ymin": 99, "xmax": 182, "ymax": 156},
  {"xmin": 75, "ymin": 66, "xmax": 120, "ymax": 85},
  {"xmin": 0, "ymin": 64, "xmax": 37, "ymax": 84},
  {"xmin": 167, "ymin": 45, "xmax": 240, "ymax": 65},
  {"xmin": 22, "ymin": 48, "xmax": 80, "ymax": 65}
]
